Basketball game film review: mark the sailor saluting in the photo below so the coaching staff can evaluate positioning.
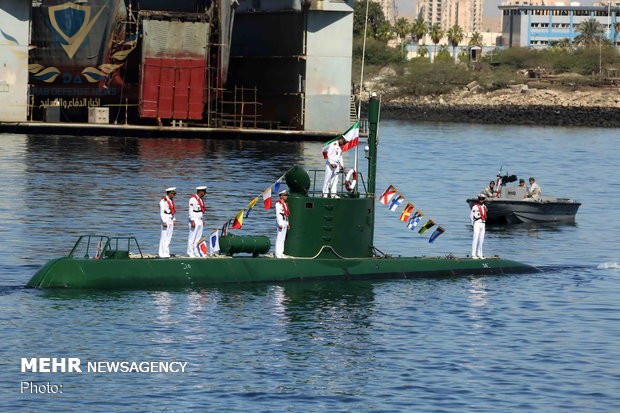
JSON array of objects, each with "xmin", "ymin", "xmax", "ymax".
[
  {"xmin": 470, "ymin": 194, "xmax": 488, "ymax": 259},
  {"xmin": 187, "ymin": 186, "xmax": 207, "ymax": 257},
  {"xmin": 322, "ymin": 137, "xmax": 345, "ymax": 198},
  {"xmin": 274, "ymin": 189, "xmax": 290, "ymax": 258},
  {"xmin": 159, "ymin": 187, "xmax": 177, "ymax": 258}
]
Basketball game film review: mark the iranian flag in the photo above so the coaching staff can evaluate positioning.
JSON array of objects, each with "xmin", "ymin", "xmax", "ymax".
[{"xmin": 322, "ymin": 121, "xmax": 360, "ymax": 159}]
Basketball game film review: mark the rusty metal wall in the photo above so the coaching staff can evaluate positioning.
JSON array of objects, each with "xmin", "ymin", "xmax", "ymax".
[{"xmin": 139, "ymin": 16, "xmax": 210, "ymax": 120}]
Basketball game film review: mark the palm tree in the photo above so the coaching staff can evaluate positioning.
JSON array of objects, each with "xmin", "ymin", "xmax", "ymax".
[
  {"xmin": 446, "ymin": 25, "xmax": 465, "ymax": 64},
  {"xmin": 468, "ymin": 31, "xmax": 483, "ymax": 47},
  {"xmin": 575, "ymin": 18, "xmax": 605, "ymax": 47},
  {"xmin": 376, "ymin": 21, "xmax": 393, "ymax": 42},
  {"xmin": 417, "ymin": 42, "xmax": 429, "ymax": 58},
  {"xmin": 549, "ymin": 38, "xmax": 571, "ymax": 51},
  {"xmin": 429, "ymin": 23, "xmax": 444, "ymax": 62},
  {"xmin": 411, "ymin": 17, "xmax": 427, "ymax": 45},
  {"xmin": 394, "ymin": 17, "xmax": 411, "ymax": 60}
]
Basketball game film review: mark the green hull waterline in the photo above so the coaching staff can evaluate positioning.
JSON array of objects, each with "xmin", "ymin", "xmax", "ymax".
[{"xmin": 27, "ymin": 256, "xmax": 537, "ymax": 289}]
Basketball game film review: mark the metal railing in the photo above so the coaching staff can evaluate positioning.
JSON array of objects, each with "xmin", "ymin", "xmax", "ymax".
[
  {"xmin": 306, "ymin": 169, "xmax": 368, "ymax": 198},
  {"xmin": 69, "ymin": 235, "xmax": 143, "ymax": 259}
]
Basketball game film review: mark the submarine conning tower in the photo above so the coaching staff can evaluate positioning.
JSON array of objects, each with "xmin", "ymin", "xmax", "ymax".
[{"xmin": 282, "ymin": 96, "xmax": 380, "ymax": 259}]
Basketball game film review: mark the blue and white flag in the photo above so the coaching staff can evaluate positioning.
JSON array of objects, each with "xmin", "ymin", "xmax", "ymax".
[
  {"xmin": 388, "ymin": 194, "xmax": 404, "ymax": 211},
  {"xmin": 428, "ymin": 226, "xmax": 446, "ymax": 243},
  {"xmin": 274, "ymin": 177, "xmax": 283, "ymax": 195},
  {"xmin": 209, "ymin": 230, "xmax": 220, "ymax": 254},
  {"xmin": 407, "ymin": 211, "xmax": 424, "ymax": 229}
]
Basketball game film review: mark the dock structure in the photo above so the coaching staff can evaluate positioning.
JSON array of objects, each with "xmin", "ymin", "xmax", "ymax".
[{"xmin": 0, "ymin": 0, "xmax": 355, "ymax": 136}]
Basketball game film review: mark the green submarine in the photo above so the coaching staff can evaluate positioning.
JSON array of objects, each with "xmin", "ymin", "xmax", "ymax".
[{"xmin": 26, "ymin": 96, "xmax": 537, "ymax": 289}]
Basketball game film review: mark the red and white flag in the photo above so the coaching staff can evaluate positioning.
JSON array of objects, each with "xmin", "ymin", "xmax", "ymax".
[
  {"xmin": 262, "ymin": 187, "xmax": 272, "ymax": 210},
  {"xmin": 379, "ymin": 185, "xmax": 397, "ymax": 205},
  {"xmin": 322, "ymin": 121, "xmax": 360, "ymax": 158}
]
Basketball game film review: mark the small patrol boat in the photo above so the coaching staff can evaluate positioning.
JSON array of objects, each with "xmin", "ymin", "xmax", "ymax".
[
  {"xmin": 27, "ymin": 96, "xmax": 537, "ymax": 289},
  {"xmin": 466, "ymin": 177, "xmax": 581, "ymax": 225}
]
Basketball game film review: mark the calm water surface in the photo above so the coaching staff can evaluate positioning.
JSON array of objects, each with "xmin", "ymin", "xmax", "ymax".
[{"xmin": 1, "ymin": 121, "xmax": 619, "ymax": 412}]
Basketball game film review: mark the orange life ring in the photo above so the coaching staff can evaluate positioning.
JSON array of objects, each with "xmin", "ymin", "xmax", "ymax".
[{"xmin": 345, "ymin": 169, "xmax": 357, "ymax": 192}]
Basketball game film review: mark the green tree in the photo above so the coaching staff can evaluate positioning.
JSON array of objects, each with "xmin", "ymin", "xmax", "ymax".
[
  {"xmin": 394, "ymin": 17, "xmax": 411, "ymax": 40},
  {"xmin": 429, "ymin": 23, "xmax": 444, "ymax": 61},
  {"xmin": 575, "ymin": 18, "xmax": 605, "ymax": 47},
  {"xmin": 549, "ymin": 38, "xmax": 571, "ymax": 50},
  {"xmin": 411, "ymin": 17, "xmax": 427, "ymax": 44},
  {"xmin": 447, "ymin": 25, "xmax": 465, "ymax": 64},
  {"xmin": 394, "ymin": 17, "xmax": 411, "ymax": 60},
  {"xmin": 417, "ymin": 43, "xmax": 429, "ymax": 58},
  {"xmin": 436, "ymin": 45, "xmax": 452, "ymax": 62},
  {"xmin": 469, "ymin": 32, "xmax": 483, "ymax": 47},
  {"xmin": 353, "ymin": 0, "xmax": 387, "ymax": 39},
  {"xmin": 376, "ymin": 21, "xmax": 393, "ymax": 42}
]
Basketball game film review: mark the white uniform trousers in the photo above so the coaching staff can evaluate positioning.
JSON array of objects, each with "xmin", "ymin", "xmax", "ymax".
[
  {"xmin": 471, "ymin": 220, "xmax": 485, "ymax": 258},
  {"xmin": 322, "ymin": 163, "xmax": 339, "ymax": 196},
  {"xmin": 275, "ymin": 225, "xmax": 288, "ymax": 258},
  {"xmin": 159, "ymin": 222, "xmax": 174, "ymax": 258},
  {"xmin": 187, "ymin": 219, "xmax": 204, "ymax": 256}
]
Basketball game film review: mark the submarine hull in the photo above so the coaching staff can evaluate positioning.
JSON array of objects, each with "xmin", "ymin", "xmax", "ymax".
[{"xmin": 26, "ymin": 255, "xmax": 537, "ymax": 289}]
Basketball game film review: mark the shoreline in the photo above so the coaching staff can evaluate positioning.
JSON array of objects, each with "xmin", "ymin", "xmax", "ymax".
[
  {"xmin": 377, "ymin": 86, "xmax": 620, "ymax": 127},
  {"xmin": 381, "ymin": 101, "xmax": 620, "ymax": 127}
]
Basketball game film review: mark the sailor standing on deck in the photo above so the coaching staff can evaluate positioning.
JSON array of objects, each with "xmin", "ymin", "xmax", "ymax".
[
  {"xmin": 187, "ymin": 185, "xmax": 207, "ymax": 257},
  {"xmin": 159, "ymin": 187, "xmax": 177, "ymax": 258},
  {"xmin": 470, "ymin": 194, "xmax": 488, "ymax": 259},
  {"xmin": 275, "ymin": 189, "xmax": 290, "ymax": 258},
  {"xmin": 322, "ymin": 137, "xmax": 345, "ymax": 198}
]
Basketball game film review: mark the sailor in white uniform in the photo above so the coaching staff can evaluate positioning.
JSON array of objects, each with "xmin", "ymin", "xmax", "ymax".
[
  {"xmin": 470, "ymin": 194, "xmax": 488, "ymax": 259},
  {"xmin": 322, "ymin": 137, "xmax": 345, "ymax": 197},
  {"xmin": 275, "ymin": 189, "xmax": 290, "ymax": 258},
  {"xmin": 187, "ymin": 185, "xmax": 207, "ymax": 257},
  {"xmin": 159, "ymin": 187, "xmax": 177, "ymax": 258}
]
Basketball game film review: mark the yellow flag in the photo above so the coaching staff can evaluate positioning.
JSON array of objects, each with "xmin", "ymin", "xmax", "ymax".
[{"xmin": 232, "ymin": 210, "xmax": 244, "ymax": 229}]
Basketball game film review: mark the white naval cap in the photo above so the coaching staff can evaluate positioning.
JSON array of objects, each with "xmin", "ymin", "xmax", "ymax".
[
  {"xmin": 166, "ymin": 187, "xmax": 177, "ymax": 192},
  {"xmin": 279, "ymin": 189, "xmax": 288, "ymax": 195},
  {"xmin": 196, "ymin": 185, "xmax": 207, "ymax": 191}
]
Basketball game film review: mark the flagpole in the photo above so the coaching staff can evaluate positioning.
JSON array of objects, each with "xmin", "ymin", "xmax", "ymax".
[{"xmin": 354, "ymin": 0, "xmax": 370, "ymax": 178}]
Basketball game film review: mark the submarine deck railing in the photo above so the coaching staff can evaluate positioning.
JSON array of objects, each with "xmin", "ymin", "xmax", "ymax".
[
  {"xmin": 69, "ymin": 235, "xmax": 143, "ymax": 260},
  {"xmin": 304, "ymin": 169, "xmax": 370, "ymax": 198}
]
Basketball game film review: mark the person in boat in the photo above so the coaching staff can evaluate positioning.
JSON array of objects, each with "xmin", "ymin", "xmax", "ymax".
[
  {"xmin": 275, "ymin": 189, "xmax": 290, "ymax": 258},
  {"xmin": 322, "ymin": 137, "xmax": 345, "ymax": 198},
  {"xmin": 470, "ymin": 194, "xmax": 488, "ymax": 259},
  {"xmin": 159, "ymin": 187, "xmax": 177, "ymax": 258},
  {"xmin": 517, "ymin": 178, "xmax": 528, "ymax": 198},
  {"xmin": 526, "ymin": 177, "xmax": 542, "ymax": 200},
  {"xmin": 187, "ymin": 185, "xmax": 207, "ymax": 257},
  {"xmin": 482, "ymin": 180, "xmax": 499, "ymax": 198}
]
